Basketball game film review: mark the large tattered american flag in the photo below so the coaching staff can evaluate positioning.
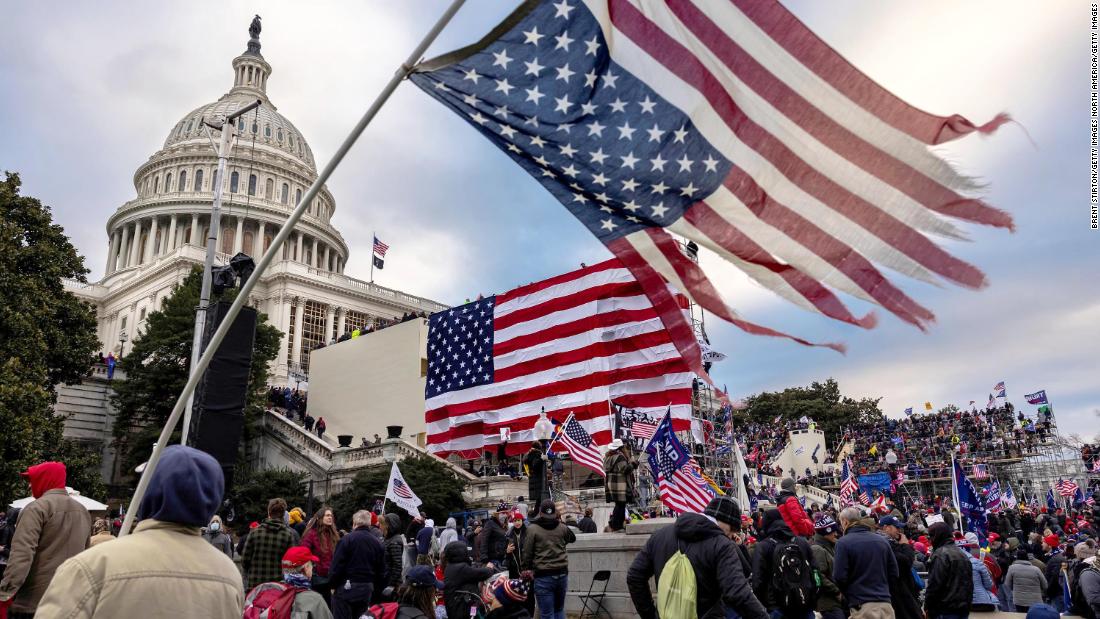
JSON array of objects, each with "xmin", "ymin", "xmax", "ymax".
[
  {"xmin": 424, "ymin": 259, "xmax": 692, "ymax": 457},
  {"xmin": 410, "ymin": 0, "xmax": 1010, "ymax": 372}
]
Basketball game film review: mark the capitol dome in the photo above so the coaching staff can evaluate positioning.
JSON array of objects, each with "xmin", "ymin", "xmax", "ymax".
[{"xmin": 104, "ymin": 22, "xmax": 348, "ymax": 280}]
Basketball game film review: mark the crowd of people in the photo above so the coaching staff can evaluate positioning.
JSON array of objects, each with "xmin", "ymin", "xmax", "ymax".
[
  {"xmin": 268, "ymin": 387, "xmax": 328, "ymax": 439},
  {"xmin": 0, "ymin": 453, "xmax": 583, "ymax": 619},
  {"xmin": 329, "ymin": 312, "xmax": 429, "ymax": 346}
]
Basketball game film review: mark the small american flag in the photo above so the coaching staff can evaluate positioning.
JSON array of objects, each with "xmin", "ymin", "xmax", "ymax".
[
  {"xmin": 992, "ymin": 381, "xmax": 1006, "ymax": 398},
  {"xmin": 971, "ymin": 463, "xmax": 989, "ymax": 479},
  {"xmin": 557, "ymin": 414, "xmax": 605, "ymax": 476},
  {"xmin": 630, "ymin": 420, "xmax": 657, "ymax": 440},
  {"xmin": 392, "ymin": 478, "xmax": 414, "ymax": 499},
  {"xmin": 839, "ymin": 459, "xmax": 859, "ymax": 507},
  {"xmin": 1085, "ymin": 491, "xmax": 1096, "ymax": 507},
  {"xmin": 1056, "ymin": 478, "xmax": 1080, "ymax": 498},
  {"xmin": 859, "ymin": 490, "xmax": 871, "ymax": 506},
  {"xmin": 410, "ymin": 0, "xmax": 1011, "ymax": 371},
  {"xmin": 373, "ymin": 236, "xmax": 389, "ymax": 258}
]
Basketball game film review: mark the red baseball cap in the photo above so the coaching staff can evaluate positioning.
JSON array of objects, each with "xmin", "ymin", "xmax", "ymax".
[
  {"xmin": 249, "ymin": 521, "xmax": 260, "ymax": 529},
  {"xmin": 282, "ymin": 546, "xmax": 320, "ymax": 569}
]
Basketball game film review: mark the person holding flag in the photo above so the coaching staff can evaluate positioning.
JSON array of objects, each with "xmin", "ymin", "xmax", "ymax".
[
  {"xmin": 385, "ymin": 462, "xmax": 422, "ymax": 519},
  {"xmin": 603, "ymin": 439, "xmax": 637, "ymax": 533}
]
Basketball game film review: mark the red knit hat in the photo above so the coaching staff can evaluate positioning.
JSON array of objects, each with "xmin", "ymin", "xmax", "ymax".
[{"xmin": 1043, "ymin": 534, "xmax": 1060, "ymax": 548}]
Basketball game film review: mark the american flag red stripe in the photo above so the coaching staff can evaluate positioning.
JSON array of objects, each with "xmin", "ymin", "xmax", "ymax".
[
  {"xmin": 392, "ymin": 479, "xmax": 414, "ymax": 499},
  {"xmin": 630, "ymin": 421, "xmax": 657, "ymax": 440},
  {"xmin": 425, "ymin": 260, "xmax": 693, "ymax": 456},
  {"xmin": 591, "ymin": 0, "xmax": 1008, "ymax": 345},
  {"xmin": 658, "ymin": 465, "xmax": 713, "ymax": 514},
  {"xmin": 728, "ymin": 0, "xmax": 1011, "ymax": 147}
]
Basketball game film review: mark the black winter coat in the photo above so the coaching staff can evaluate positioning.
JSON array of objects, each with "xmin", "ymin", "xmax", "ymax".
[
  {"xmin": 626, "ymin": 513, "xmax": 768, "ymax": 619},
  {"xmin": 1044, "ymin": 551, "xmax": 1069, "ymax": 601},
  {"xmin": 926, "ymin": 543, "xmax": 974, "ymax": 617},
  {"xmin": 888, "ymin": 539, "xmax": 923, "ymax": 619},
  {"xmin": 752, "ymin": 512, "xmax": 817, "ymax": 611},
  {"xmin": 383, "ymin": 514, "xmax": 406, "ymax": 588},
  {"xmin": 479, "ymin": 517, "xmax": 509, "ymax": 566},
  {"xmin": 443, "ymin": 541, "xmax": 495, "ymax": 619}
]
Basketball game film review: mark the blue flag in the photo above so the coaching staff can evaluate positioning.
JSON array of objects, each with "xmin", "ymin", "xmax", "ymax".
[
  {"xmin": 1046, "ymin": 488, "xmax": 1057, "ymax": 512},
  {"xmin": 953, "ymin": 459, "xmax": 988, "ymax": 537}
]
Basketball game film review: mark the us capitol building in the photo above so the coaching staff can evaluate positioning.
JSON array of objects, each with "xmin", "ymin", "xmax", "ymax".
[{"xmin": 66, "ymin": 20, "xmax": 446, "ymax": 384}]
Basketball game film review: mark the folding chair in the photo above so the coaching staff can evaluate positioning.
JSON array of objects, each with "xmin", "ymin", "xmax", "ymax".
[{"xmin": 578, "ymin": 569, "xmax": 611, "ymax": 619}]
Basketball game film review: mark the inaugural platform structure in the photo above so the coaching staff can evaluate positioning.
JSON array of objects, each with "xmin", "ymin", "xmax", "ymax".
[{"xmin": 63, "ymin": 20, "xmax": 446, "ymax": 384}]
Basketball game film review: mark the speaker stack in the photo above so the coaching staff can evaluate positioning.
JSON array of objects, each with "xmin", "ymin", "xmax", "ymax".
[{"xmin": 188, "ymin": 301, "xmax": 258, "ymax": 489}]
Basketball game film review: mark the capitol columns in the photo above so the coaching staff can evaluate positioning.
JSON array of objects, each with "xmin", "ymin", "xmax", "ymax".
[
  {"xmin": 107, "ymin": 230, "xmax": 121, "ymax": 274},
  {"xmin": 335, "ymin": 306, "xmax": 347, "ymax": 338},
  {"xmin": 145, "ymin": 217, "xmax": 159, "ymax": 263},
  {"xmin": 291, "ymin": 295, "xmax": 305, "ymax": 370},
  {"xmin": 117, "ymin": 224, "xmax": 130, "ymax": 270},
  {"xmin": 190, "ymin": 214, "xmax": 200, "ymax": 248},
  {"xmin": 324, "ymin": 303, "xmax": 335, "ymax": 344},
  {"xmin": 128, "ymin": 220, "xmax": 142, "ymax": 266},
  {"xmin": 166, "ymin": 214, "xmax": 178, "ymax": 255},
  {"xmin": 311, "ymin": 237, "xmax": 319, "ymax": 269},
  {"xmin": 257, "ymin": 220, "xmax": 266, "ymax": 256},
  {"xmin": 323, "ymin": 245, "xmax": 330, "ymax": 272},
  {"xmin": 234, "ymin": 216, "xmax": 244, "ymax": 254},
  {"xmin": 295, "ymin": 232, "xmax": 304, "ymax": 263}
]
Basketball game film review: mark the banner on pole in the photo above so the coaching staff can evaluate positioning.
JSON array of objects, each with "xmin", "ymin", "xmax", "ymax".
[{"xmin": 385, "ymin": 462, "xmax": 423, "ymax": 518}]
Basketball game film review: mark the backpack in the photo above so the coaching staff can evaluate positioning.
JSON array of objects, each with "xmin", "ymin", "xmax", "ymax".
[
  {"xmin": 242, "ymin": 582, "xmax": 302, "ymax": 619},
  {"xmin": 1070, "ymin": 563, "xmax": 1099, "ymax": 619},
  {"xmin": 770, "ymin": 540, "xmax": 817, "ymax": 612},
  {"xmin": 656, "ymin": 546, "xmax": 698, "ymax": 619},
  {"xmin": 362, "ymin": 602, "xmax": 401, "ymax": 619}
]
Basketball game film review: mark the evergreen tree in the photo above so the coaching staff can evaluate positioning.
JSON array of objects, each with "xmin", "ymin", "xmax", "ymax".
[
  {"xmin": 738, "ymin": 378, "xmax": 883, "ymax": 446},
  {"xmin": 328, "ymin": 455, "xmax": 467, "ymax": 529},
  {"xmin": 110, "ymin": 268, "xmax": 282, "ymax": 483},
  {"xmin": 0, "ymin": 172, "xmax": 104, "ymax": 505}
]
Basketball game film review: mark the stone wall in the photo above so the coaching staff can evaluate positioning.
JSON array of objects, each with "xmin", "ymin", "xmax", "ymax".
[{"xmin": 562, "ymin": 519, "xmax": 665, "ymax": 618}]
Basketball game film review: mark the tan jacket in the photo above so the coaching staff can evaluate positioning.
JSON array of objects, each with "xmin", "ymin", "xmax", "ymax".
[
  {"xmin": 0, "ymin": 488, "xmax": 90, "ymax": 613},
  {"xmin": 36, "ymin": 519, "xmax": 244, "ymax": 619}
]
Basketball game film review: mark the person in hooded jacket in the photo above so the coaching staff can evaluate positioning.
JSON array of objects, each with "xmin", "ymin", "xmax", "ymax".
[
  {"xmin": 480, "ymin": 510, "xmax": 510, "ymax": 571},
  {"xmin": 924, "ymin": 521, "xmax": 973, "ymax": 619},
  {"xmin": 810, "ymin": 514, "xmax": 844, "ymax": 619},
  {"xmin": 383, "ymin": 513, "xmax": 407, "ymax": 589},
  {"xmin": 442, "ymin": 540, "xmax": 495, "ymax": 619},
  {"xmin": 751, "ymin": 507, "xmax": 818, "ymax": 618},
  {"xmin": 504, "ymin": 511, "xmax": 536, "ymax": 616},
  {"xmin": 0, "ymin": 461, "xmax": 90, "ymax": 618},
  {"xmin": 522, "ymin": 499, "xmax": 576, "ymax": 619},
  {"xmin": 415, "ymin": 519, "xmax": 436, "ymax": 565},
  {"xmin": 203, "ymin": 514, "xmax": 233, "ymax": 558},
  {"xmin": 627, "ymin": 503, "xmax": 768, "ymax": 619},
  {"xmin": 36, "ymin": 446, "xmax": 244, "ymax": 618},
  {"xmin": 438, "ymin": 518, "xmax": 459, "ymax": 550},
  {"xmin": 775, "ymin": 478, "xmax": 816, "ymax": 538}
]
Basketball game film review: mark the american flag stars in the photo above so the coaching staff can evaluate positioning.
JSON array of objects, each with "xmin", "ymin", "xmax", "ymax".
[
  {"xmin": 412, "ymin": 0, "xmax": 731, "ymax": 242},
  {"xmin": 425, "ymin": 297, "xmax": 496, "ymax": 399}
]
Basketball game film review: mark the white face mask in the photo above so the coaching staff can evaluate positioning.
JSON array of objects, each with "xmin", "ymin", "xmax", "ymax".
[{"xmin": 209, "ymin": 521, "xmax": 221, "ymax": 532}]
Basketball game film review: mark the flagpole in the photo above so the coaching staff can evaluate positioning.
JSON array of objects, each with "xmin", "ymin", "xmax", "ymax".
[
  {"xmin": 950, "ymin": 453, "xmax": 962, "ymax": 532},
  {"xmin": 369, "ymin": 230, "xmax": 375, "ymax": 283},
  {"xmin": 118, "ymin": 0, "xmax": 469, "ymax": 537},
  {"xmin": 545, "ymin": 412, "xmax": 573, "ymax": 454}
]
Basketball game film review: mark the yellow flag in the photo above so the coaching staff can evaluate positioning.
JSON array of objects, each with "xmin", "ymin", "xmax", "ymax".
[
  {"xmin": 869, "ymin": 444, "xmax": 878, "ymax": 456},
  {"xmin": 924, "ymin": 401, "xmax": 933, "ymax": 411}
]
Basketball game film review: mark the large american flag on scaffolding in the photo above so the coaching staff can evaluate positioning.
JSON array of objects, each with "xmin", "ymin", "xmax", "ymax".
[
  {"xmin": 424, "ymin": 259, "xmax": 693, "ymax": 458},
  {"xmin": 411, "ymin": 0, "xmax": 1010, "ymax": 375}
]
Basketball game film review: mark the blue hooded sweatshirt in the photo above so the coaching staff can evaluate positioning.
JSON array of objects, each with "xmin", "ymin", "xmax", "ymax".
[{"xmin": 137, "ymin": 445, "xmax": 224, "ymax": 527}]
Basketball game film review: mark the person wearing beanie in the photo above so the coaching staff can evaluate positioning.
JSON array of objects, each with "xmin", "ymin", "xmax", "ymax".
[
  {"xmin": 522, "ymin": 499, "xmax": 576, "ymax": 619},
  {"xmin": 242, "ymin": 546, "xmax": 333, "ymax": 619},
  {"xmin": 390, "ymin": 565, "xmax": 444, "ymax": 619},
  {"xmin": 1041, "ymin": 534, "xmax": 1068, "ymax": 612},
  {"xmin": 775, "ymin": 477, "xmax": 815, "ymax": 537},
  {"xmin": 1068, "ymin": 541, "xmax": 1100, "ymax": 618},
  {"xmin": 504, "ymin": 511, "xmax": 535, "ymax": 616},
  {"xmin": 482, "ymin": 573, "xmax": 533, "ymax": 619},
  {"xmin": 810, "ymin": 513, "xmax": 843, "ymax": 619},
  {"xmin": 924, "ymin": 521, "xmax": 973, "ymax": 619},
  {"xmin": 705, "ymin": 496, "xmax": 756, "ymax": 595},
  {"xmin": 0, "ymin": 461, "xmax": 90, "ymax": 618},
  {"xmin": 751, "ymin": 507, "xmax": 818, "ymax": 618},
  {"xmin": 628, "ymin": 497, "xmax": 766, "ymax": 619},
  {"xmin": 37, "ymin": 446, "xmax": 244, "ymax": 618},
  {"xmin": 1005, "ymin": 548, "xmax": 1047, "ymax": 612},
  {"xmin": 959, "ymin": 532, "xmax": 999, "ymax": 612}
]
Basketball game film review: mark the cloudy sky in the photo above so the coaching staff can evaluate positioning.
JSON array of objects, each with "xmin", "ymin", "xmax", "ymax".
[{"xmin": 2, "ymin": 1, "xmax": 1096, "ymax": 438}]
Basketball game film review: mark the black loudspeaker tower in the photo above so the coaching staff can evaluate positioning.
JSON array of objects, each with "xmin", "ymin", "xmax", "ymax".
[{"xmin": 189, "ymin": 301, "xmax": 258, "ymax": 489}]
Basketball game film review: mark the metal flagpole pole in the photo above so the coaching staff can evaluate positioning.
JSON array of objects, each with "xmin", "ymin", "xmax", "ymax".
[
  {"xmin": 181, "ymin": 98, "xmax": 262, "ymax": 446},
  {"xmin": 369, "ymin": 230, "xmax": 375, "ymax": 282},
  {"xmin": 950, "ymin": 453, "xmax": 962, "ymax": 531},
  {"xmin": 119, "ymin": 0, "xmax": 468, "ymax": 536}
]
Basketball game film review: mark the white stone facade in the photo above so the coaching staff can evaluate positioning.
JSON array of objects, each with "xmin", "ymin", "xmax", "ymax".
[{"xmin": 66, "ymin": 28, "xmax": 446, "ymax": 384}]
